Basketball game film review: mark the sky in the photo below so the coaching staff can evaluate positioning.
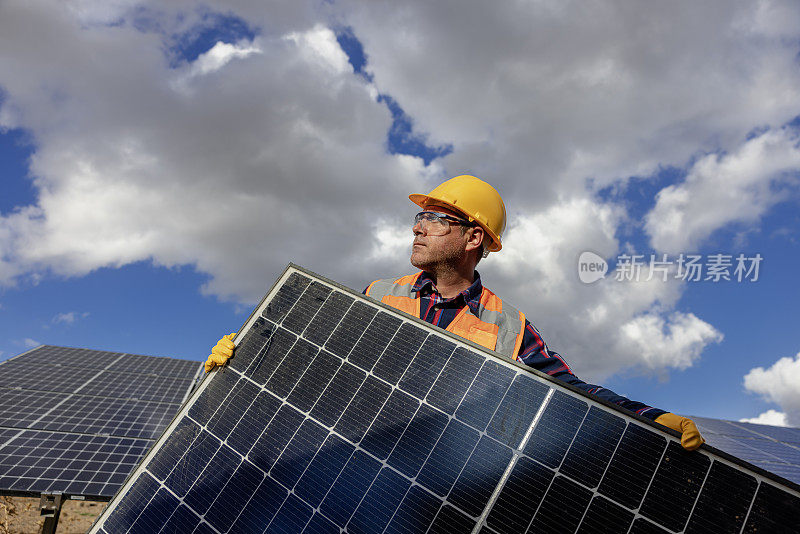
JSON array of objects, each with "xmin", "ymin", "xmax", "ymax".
[{"xmin": 1, "ymin": 0, "xmax": 799, "ymax": 427}]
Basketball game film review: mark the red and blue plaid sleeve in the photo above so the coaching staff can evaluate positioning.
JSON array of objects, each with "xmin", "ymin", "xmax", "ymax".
[{"xmin": 517, "ymin": 320, "xmax": 666, "ymax": 421}]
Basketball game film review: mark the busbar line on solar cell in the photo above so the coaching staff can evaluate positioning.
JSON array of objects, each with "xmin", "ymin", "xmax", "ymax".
[
  {"xmin": 91, "ymin": 265, "xmax": 800, "ymax": 534},
  {"xmin": 472, "ymin": 387, "xmax": 554, "ymax": 533},
  {"xmin": 681, "ymin": 452, "xmax": 715, "ymax": 530}
]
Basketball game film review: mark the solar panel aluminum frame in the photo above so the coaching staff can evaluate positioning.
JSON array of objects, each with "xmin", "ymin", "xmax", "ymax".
[{"xmin": 89, "ymin": 263, "xmax": 800, "ymax": 533}]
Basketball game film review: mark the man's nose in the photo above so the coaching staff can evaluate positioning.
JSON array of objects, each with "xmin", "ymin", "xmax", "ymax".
[{"xmin": 412, "ymin": 221, "xmax": 424, "ymax": 235}]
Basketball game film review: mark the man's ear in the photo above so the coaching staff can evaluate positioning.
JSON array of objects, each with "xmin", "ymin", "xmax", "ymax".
[{"xmin": 465, "ymin": 226, "xmax": 485, "ymax": 252}]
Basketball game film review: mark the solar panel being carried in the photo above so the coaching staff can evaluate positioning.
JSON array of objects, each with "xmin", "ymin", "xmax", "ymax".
[
  {"xmin": 90, "ymin": 264, "xmax": 800, "ymax": 533},
  {"xmin": 0, "ymin": 345, "xmax": 203, "ymax": 500}
]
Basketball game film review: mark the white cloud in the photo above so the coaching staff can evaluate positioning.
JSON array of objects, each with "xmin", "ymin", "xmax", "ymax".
[
  {"xmin": 619, "ymin": 312, "xmax": 723, "ymax": 372},
  {"xmin": 743, "ymin": 352, "xmax": 800, "ymax": 426},
  {"xmin": 52, "ymin": 311, "xmax": 90, "ymax": 324},
  {"xmin": 0, "ymin": 0, "xmax": 798, "ymax": 384},
  {"xmin": 170, "ymin": 39, "xmax": 263, "ymax": 94},
  {"xmin": 0, "ymin": 2, "xmax": 428, "ymax": 302},
  {"xmin": 484, "ymin": 197, "xmax": 723, "ymax": 379},
  {"xmin": 22, "ymin": 338, "xmax": 41, "ymax": 349},
  {"xmin": 190, "ymin": 41, "xmax": 262, "ymax": 78},
  {"xmin": 646, "ymin": 128, "xmax": 800, "ymax": 253},
  {"xmin": 53, "ymin": 312, "xmax": 77, "ymax": 324},
  {"xmin": 368, "ymin": 222, "xmax": 410, "ymax": 263},
  {"xmin": 740, "ymin": 409, "xmax": 788, "ymax": 427},
  {"xmin": 284, "ymin": 24, "xmax": 351, "ymax": 75},
  {"xmin": 340, "ymin": 0, "xmax": 800, "ymax": 203}
]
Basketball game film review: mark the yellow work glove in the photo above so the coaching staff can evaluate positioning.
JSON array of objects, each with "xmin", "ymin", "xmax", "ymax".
[
  {"xmin": 655, "ymin": 413, "xmax": 705, "ymax": 451},
  {"xmin": 204, "ymin": 333, "xmax": 236, "ymax": 372}
]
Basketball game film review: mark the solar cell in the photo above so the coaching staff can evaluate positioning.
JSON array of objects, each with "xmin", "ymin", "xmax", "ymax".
[
  {"xmin": 0, "ymin": 345, "xmax": 202, "ymax": 499},
  {"xmin": 90, "ymin": 265, "xmax": 800, "ymax": 533}
]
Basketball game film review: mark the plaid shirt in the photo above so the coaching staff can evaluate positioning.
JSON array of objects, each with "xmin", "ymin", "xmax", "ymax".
[{"xmin": 366, "ymin": 271, "xmax": 665, "ymax": 420}]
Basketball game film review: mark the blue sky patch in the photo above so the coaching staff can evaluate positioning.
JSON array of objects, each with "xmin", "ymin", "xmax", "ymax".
[
  {"xmin": 168, "ymin": 11, "xmax": 258, "ymax": 66},
  {"xmin": 0, "ymin": 128, "xmax": 37, "ymax": 214},
  {"xmin": 378, "ymin": 95, "xmax": 453, "ymax": 166},
  {"xmin": 334, "ymin": 28, "xmax": 452, "ymax": 166},
  {"xmin": 335, "ymin": 27, "xmax": 371, "ymax": 79}
]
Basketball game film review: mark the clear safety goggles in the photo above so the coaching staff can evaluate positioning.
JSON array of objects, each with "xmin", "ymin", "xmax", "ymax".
[{"xmin": 413, "ymin": 211, "xmax": 475, "ymax": 236}]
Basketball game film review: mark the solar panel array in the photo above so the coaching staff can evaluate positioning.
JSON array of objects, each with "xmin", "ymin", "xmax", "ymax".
[
  {"xmin": 91, "ymin": 265, "xmax": 800, "ymax": 533},
  {"xmin": 0, "ymin": 345, "xmax": 203, "ymax": 499},
  {"xmin": 691, "ymin": 415, "xmax": 800, "ymax": 486}
]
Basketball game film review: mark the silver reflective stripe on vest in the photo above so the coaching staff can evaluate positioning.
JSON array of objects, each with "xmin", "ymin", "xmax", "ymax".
[
  {"xmin": 474, "ymin": 297, "xmax": 524, "ymax": 357},
  {"xmin": 366, "ymin": 276, "xmax": 417, "ymax": 301}
]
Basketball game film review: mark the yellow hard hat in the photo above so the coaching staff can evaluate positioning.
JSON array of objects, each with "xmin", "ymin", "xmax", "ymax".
[{"xmin": 409, "ymin": 175, "xmax": 506, "ymax": 252}]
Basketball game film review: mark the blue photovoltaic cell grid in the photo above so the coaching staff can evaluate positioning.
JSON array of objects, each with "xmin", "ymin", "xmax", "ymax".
[
  {"xmin": 0, "ymin": 346, "xmax": 202, "ymax": 498},
  {"xmin": 91, "ymin": 267, "xmax": 800, "ymax": 533},
  {"xmin": 691, "ymin": 415, "xmax": 800, "ymax": 486}
]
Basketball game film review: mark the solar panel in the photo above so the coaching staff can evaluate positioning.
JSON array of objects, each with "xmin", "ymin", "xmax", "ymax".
[
  {"xmin": 91, "ymin": 264, "xmax": 800, "ymax": 533},
  {"xmin": 0, "ymin": 431, "xmax": 151, "ymax": 498},
  {"xmin": 691, "ymin": 415, "xmax": 800, "ymax": 486},
  {"xmin": 14, "ymin": 346, "xmax": 123, "ymax": 368},
  {"xmin": 0, "ymin": 345, "xmax": 203, "ymax": 499}
]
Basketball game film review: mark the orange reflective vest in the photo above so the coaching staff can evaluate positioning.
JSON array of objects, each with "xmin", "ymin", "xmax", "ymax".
[{"xmin": 365, "ymin": 272, "xmax": 526, "ymax": 359}]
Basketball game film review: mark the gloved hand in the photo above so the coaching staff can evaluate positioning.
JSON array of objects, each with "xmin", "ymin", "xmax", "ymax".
[
  {"xmin": 204, "ymin": 333, "xmax": 236, "ymax": 372},
  {"xmin": 655, "ymin": 413, "xmax": 705, "ymax": 451}
]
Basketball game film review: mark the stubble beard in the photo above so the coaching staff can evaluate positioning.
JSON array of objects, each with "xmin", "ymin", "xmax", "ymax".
[{"xmin": 410, "ymin": 243, "xmax": 465, "ymax": 273}]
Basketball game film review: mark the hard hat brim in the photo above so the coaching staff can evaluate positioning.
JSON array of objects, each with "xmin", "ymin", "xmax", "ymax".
[{"xmin": 409, "ymin": 193, "xmax": 502, "ymax": 252}]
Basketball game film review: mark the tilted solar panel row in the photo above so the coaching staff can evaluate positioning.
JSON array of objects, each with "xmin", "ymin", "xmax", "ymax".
[
  {"xmin": 91, "ymin": 265, "xmax": 800, "ymax": 533},
  {"xmin": 0, "ymin": 345, "xmax": 203, "ymax": 498},
  {"xmin": 691, "ymin": 415, "xmax": 800, "ymax": 485}
]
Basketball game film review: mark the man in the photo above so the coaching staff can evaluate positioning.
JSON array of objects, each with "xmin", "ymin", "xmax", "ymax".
[{"xmin": 207, "ymin": 175, "xmax": 704, "ymax": 450}]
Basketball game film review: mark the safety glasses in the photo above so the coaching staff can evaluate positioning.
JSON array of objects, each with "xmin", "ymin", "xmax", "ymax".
[{"xmin": 413, "ymin": 211, "xmax": 475, "ymax": 236}]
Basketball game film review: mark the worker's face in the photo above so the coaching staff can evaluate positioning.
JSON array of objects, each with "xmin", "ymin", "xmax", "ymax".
[{"xmin": 410, "ymin": 204, "xmax": 482, "ymax": 270}]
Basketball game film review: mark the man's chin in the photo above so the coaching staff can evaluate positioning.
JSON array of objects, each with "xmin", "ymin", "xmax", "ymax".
[{"xmin": 410, "ymin": 254, "xmax": 431, "ymax": 270}]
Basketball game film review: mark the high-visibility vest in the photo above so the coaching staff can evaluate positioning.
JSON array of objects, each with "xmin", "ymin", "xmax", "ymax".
[{"xmin": 365, "ymin": 272, "xmax": 526, "ymax": 359}]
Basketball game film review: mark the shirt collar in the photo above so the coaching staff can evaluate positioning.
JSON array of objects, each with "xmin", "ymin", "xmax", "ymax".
[{"xmin": 414, "ymin": 271, "xmax": 484, "ymax": 311}]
